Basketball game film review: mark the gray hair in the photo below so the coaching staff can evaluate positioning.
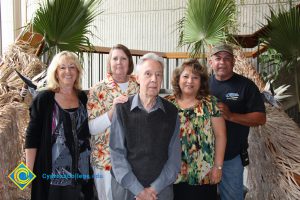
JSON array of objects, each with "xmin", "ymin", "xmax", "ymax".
[{"xmin": 136, "ymin": 53, "xmax": 164, "ymax": 74}]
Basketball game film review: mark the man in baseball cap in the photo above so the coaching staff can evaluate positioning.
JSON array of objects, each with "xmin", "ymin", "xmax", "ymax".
[
  {"xmin": 209, "ymin": 43, "xmax": 266, "ymax": 200},
  {"xmin": 211, "ymin": 43, "xmax": 233, "ymax": 56}
]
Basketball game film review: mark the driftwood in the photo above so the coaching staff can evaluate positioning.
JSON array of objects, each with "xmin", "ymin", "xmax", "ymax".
[
  {"xmin": 0, "ymin": 38, "xmax": 43, "ymax": 199},
  {"xmin": 233, "ymin": 46, "xmax": 300, "ymax": 199},
  {"xmin": 0, "ymin": 41, "xmax": 45, "ymax": 90},
  {"xmin": 247, "ymin": 106, "xmax": 300, "ymax": 200},
  {"xmin": 0, "ymin": 103, "xmax": 31, "ymax": 200}
]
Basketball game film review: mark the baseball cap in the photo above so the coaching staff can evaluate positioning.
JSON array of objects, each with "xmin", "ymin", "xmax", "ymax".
[{"xmin": 211, "ymin": 44, "xmax": 233, "ymax": 56}]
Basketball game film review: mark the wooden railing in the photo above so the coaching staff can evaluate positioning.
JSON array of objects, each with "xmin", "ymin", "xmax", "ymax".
[{"xmin": 79, "ymin": 45, "xmax": 260, "ymax": 90}]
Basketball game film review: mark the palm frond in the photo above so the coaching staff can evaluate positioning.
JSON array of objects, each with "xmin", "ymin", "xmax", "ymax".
[
  {"xmin": 263, "ymin": 7, "xmax": 300, "ymax": 69},
  {"xmin": 31, "ymin": 0, "xmax": 102, "ymax": 56},
  {"xmin": 178, "ymin": 0, "xmax": 236, "ymax": 57}
]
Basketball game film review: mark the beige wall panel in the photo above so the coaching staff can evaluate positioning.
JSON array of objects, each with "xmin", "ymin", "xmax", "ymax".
[
  {"xmin": 236, "ymin": 0, "xmax": 300, "ymax": 34},
  {"xmin": 23, "ymin": 0, "xmax": 300, "ymax": 51},
  {"xmin": 90, "ymin": 0, "xmax": 187, "ymax": 52},
  {"xmin": 23, "ymin": 0, "xmax": 300, "ymax": 89}
]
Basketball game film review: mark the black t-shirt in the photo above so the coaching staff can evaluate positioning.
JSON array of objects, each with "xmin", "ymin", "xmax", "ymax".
[{"xmin": 209, "ymin": 73, "xmax": 265, "ymax": 160}]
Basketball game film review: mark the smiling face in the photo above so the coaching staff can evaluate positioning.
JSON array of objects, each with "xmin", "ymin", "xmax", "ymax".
[
  {"xmin": 56, "ymin": 56, "xmax": 79, "ymax": 88},
  {"xmin": 137, "ymin": 59, "xmax": 163, "ymax": 98},
  {"xmin": 109, "ymin": 49, "xmax": 129, "ymax": 80},
  {"xmin": 209, "ymin": 51, "xmax": 235, "ymax": 81},
  {"xmin": 179, "ymin": 66, "xmax": 201, "ymax": 98}
]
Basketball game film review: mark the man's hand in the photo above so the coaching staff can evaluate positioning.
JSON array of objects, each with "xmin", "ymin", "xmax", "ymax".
[
  {"xmin": 217, "ymin": 102, "xmax": 232, "ymax": 120},
  {"xmin": 145, "ymin": 187, "xmax": 157, "ymax": 199},
  {"xmin": 136, "ymin": 187, "xmax": 157, "ymax": 200},
  {"xmin": 217, "ymin": 102, "xmax": 266, "ymax": 126}
]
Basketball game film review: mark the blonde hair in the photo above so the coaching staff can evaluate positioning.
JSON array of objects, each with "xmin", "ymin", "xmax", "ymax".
[{"xmin": 46, "ymin": 51, "xmax": 83, "ymax": 91}]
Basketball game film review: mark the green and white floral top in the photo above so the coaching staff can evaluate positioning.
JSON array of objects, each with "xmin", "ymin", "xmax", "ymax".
[{"xmin": 166, "ymin": 95, "xmax": 221, "ymax": 185}]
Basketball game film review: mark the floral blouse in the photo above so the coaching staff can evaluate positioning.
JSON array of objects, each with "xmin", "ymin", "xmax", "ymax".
[
  {"xmin": 87, "ymin": 73, "xmax": 139, "ymax": 170},
  {"xmin": 165, "ymin": 95, "xmax": 221, "ymax": 185}
]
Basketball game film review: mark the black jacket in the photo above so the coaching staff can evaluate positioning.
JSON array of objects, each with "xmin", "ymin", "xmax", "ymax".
[{"xmin": 25, "ymin": 90, "xmax": 94, "ymax": 200}]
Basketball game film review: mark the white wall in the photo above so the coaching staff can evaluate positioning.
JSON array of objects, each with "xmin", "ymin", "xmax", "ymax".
[
  {"xmin": 0, "ymin": 0, "xmax": 39, "ymax": 54},
  {"xmin": 21, "ymin": 0, "xmax": 41, "ymax": 26},
  {"xmin": 4, "ymin": 0, "xmax": 300, "ymax": 53},
  {"xmin": 236, "ymin": 0, "xmax": 300, "ymax": 34},
  {"xmin": 0, "ymin": 0, "xmax": 15, "ymax": 53},
  {"xmin": 2, "ymin": 0, "xmax": 299, "ymax": 89},
  {"xmin": 89, "ymin": 0, "xmax": 188, "ymax": 52},
  {"xmin": 89, "ymin": 0, "xmax": 300, "ymax": 52}
]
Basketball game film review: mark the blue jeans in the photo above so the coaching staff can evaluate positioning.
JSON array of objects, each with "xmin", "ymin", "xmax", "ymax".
[{"xmin": 219, "ymin": 155, "xmax": 244, "ymax": 200}]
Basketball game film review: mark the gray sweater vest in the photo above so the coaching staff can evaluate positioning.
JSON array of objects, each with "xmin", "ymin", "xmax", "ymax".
[{"xmin": 117, "ymin": 96, "xmax": 178, "ymax": 187}]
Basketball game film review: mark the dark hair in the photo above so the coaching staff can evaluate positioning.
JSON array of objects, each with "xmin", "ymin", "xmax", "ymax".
[
  {"xmin": 171, "ymin": 58, "xmax": 210, "ymax": 99},
  {"xmin": 107, "ymin": 44, "xmax": 134, "ymax": 75}
]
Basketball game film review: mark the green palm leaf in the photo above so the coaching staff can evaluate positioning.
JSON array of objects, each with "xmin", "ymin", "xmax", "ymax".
[
  {"xmin": 31, "ymin": 0, "xmax": 101, "ymax": 56},
  {"xmin": 263, "ymin": 7, "xmax": 300, "ymax": 68},
  {"xmin": 262, "ymin": 7, "xmax": 300, "ymax": 110},
  {"xmin": 178, "ymin": 0, "xmax": 236, "ymax": 56}
]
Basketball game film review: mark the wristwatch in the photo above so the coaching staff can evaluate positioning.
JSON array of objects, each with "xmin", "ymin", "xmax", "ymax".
[{"xmin": 213, "ymin": 165, "xmax": 223, "ymax": 170}]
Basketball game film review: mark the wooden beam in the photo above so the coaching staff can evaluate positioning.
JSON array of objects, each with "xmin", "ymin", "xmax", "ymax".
[
  {"xmin": 80, "ymin": 46, "xmax": 165, "ymax": 57},
  {"xmin": 80, "ymin": 45, "xmax": 258, "ymax": 59}
]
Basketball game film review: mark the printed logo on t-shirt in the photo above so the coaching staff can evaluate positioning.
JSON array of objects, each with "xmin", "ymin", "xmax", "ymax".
[{"xmin": 225, "ymin": 93, "xmax": 239, "ymax": 100}]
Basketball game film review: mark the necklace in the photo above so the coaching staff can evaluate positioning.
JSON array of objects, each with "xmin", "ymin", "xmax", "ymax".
[{"xmin": 177, "ymin": 98, "xmax": 198, "ymax": 109}]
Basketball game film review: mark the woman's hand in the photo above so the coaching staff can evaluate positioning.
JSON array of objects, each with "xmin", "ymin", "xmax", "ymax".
[
  {"xmin": 108, "ymin": 95, "xmax": 128, "ymax": 121},
  {"xmin": 211, "ymin": 116, "xmax": 226, "ymax": 184},
  {"xmin": 112, "ymin": 95, "xmax": 129, "ymax": 109},
  {"xmin": 209, "ymin": 166, "xmax": 222, "ymax": 185},
  {"xmin": 25, "ymin": 148, "xmax": 37, "ymax": 171}
]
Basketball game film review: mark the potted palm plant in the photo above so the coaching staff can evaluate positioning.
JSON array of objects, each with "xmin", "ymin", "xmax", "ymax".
[
  {"xmin": 262, "ymin": 6, "xmax": 300, "ymax": 111},
  {"xmin": 177, "ymin": 0, "xmax": 236, "ymax": 57},
  {"xmin": 28, "ymin": 0, "xmax": 102, "ymax": 63}
]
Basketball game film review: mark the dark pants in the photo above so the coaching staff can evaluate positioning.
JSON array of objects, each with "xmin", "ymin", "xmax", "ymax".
[
  {"xmin": 111, "ymin": 176, "xmax": 174, "ymax": 200},
  {"xmin": 174, "ymin": 182, "xmax": 217, "ymax": 200},
  {"xmin": 48, "ymin": 184, "xmax": 82, "ymax": 200}
]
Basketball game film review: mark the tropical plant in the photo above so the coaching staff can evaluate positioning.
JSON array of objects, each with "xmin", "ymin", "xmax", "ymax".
[
  {"xmin": 262, "ymin": 6, "xmax": 300, "ymax": 110},
  {"xmin": 259, "ymin": 48, "xmax": 283, "ymax": 81},
  {"xmin": 177, "ymin": 0, "xmax": 236, "ymax": 57},
  {"xmin": 263, "ymin": 7, "xmax": 300, "ymax": 70},
  {"xmin": 29, "ymin": 0, "xmax": 101, "ymax": 61}
]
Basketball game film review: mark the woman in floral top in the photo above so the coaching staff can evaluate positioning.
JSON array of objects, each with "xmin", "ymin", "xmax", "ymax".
[
  {"xmin": 166, "ymin": 59, "xmax": 226, "ymax": 200},
  {"xmin": 87, "ymin": 44, "xmax": 139, "ymax": 200}
]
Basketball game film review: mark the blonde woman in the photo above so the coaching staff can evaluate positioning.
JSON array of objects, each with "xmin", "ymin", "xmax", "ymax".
[{"xmin": 25, "ymin": 51, "xmax": 93, "ymax": 200}]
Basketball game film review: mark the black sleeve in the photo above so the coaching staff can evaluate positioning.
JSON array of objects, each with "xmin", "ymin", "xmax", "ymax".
[
  {"xmin": 79, "ymin": 90, "xmax": 88, "ymax": 107},
  {"xmin": 245, "ymin": 81, "xmax": 266, "ymax": 113},
  {"xmin": 78, "ymin": 90, "xmax": 91, "ymax": 140},
  {"xmin": 25, "ymin": 92, "xmax": 47, "ymax": 148}
]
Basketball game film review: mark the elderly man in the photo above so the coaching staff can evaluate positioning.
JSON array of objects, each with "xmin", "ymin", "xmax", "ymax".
[
  {"xmin": 209, "ymin": 44, "xmax": 266, "ymax": 200},
  {"xmin": 109, "ymin": 53, "xmax": 181, "ymax": 200}
]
